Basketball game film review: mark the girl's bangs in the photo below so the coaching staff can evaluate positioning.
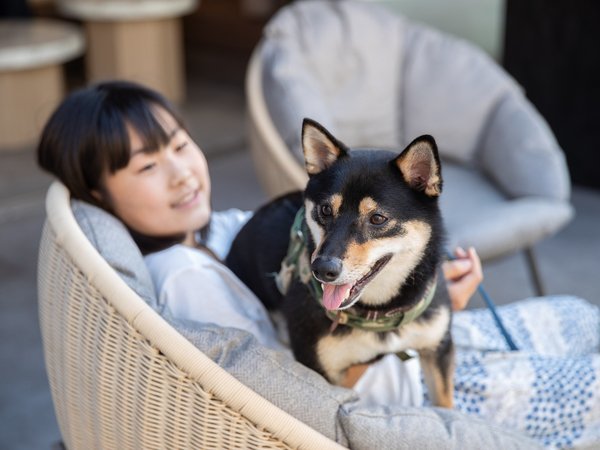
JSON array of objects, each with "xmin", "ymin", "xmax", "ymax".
[{"xmin": 104, "ymin": 99, "xmax": 175, "ymax": 174}]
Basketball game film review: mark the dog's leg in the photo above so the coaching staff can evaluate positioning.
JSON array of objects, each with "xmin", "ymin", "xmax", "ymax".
[{"xmin": 418, "ymin": 333, "xmax": 455, "ymax": 408}]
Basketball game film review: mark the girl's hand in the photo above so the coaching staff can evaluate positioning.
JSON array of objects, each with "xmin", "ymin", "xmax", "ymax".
[{"xmin": 442, "ymin": 247, "xmax": 483, "ymax": 311}]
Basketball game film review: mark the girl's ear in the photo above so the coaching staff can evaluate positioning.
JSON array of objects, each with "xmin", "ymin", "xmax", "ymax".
[
  {"xmin": 91, "ymin": 189, "xmax": 103, "ymax": 202},
  {"xmin": 90, "ymin": 186, "xmax": 113, "ymax": 210},
  {"xmin": 302, "ymin": 118, "xmax": 348, "ymax": 176}
]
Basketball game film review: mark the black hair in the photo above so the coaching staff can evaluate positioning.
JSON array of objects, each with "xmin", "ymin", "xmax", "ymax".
[
  {"xmin": 37, "ymin": 80, "xmax": 195, "ymax": 254},
  {"xmin": 38, "ymin": 80, "xmax": 186, "ymax": 207}
]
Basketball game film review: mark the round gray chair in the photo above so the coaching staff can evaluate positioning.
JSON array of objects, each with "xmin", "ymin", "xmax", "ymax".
[{"xmin": 246, "ymin": 0, "xmax": 574, "ymax": 295}]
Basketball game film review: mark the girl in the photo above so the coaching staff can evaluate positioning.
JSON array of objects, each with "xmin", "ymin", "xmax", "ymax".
[{"xmin": 38, "ymin": 81, "xmax": 599, "ymax": 449}]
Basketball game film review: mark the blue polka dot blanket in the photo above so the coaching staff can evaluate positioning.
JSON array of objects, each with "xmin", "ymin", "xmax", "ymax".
[{"xmin": 448, "ymin": 296, "xmax": 600, "ymax": 449}]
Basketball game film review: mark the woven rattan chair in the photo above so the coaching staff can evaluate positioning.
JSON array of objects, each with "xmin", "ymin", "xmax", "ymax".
[{"xmin": 37, "ymin": 181, "xmax": 344, "ymax": 450}]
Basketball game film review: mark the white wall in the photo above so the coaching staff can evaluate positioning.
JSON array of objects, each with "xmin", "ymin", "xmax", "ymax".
[{"xmin": 367, "ymin": 0, "xmax": 506, "ymax": 60}]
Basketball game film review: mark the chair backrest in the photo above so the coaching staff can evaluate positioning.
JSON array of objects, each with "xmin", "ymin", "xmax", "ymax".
[
  {"xmin": 246, "ymin": 45, "xmax": 308, "ymax": 198},
  {"xmin": 258, "ymin": 1, "xmax": 561, "ymax": 166},
  {"xmin": 38, "ymin": 181, "xmax": 344, "ymax": 450},
  {"xmin": 259, "ymin": 1, "xmax": 405, "ymax": 157}
]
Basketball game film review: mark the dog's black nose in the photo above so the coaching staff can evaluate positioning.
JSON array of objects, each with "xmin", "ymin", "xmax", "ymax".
[{"xmin": 312, "ymin": 256, "xmax": 343, "ymax": 282}]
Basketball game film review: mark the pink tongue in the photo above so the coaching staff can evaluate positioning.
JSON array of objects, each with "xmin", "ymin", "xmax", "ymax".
[{"xmin": 322, "ymin": 283, "xmax": 353, "ymax": 310}]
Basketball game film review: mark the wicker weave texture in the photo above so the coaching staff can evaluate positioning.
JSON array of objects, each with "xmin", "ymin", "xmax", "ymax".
[{"xmin": 38, "ymin": 223, "xmax": 295, "ymax": 450}]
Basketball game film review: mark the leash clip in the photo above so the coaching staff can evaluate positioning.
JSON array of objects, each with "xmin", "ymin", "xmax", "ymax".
[{"xmin": 329, "ymin": 311, "xmax": 348, "ymax": 332}]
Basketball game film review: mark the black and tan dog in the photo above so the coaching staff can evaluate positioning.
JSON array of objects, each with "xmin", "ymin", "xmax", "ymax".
[{"xmin": 226, "ymin": 119, "xmax": 454, "ymax": 407}]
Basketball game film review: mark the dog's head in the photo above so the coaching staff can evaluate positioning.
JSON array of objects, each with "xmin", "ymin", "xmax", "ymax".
[{"xmin": 301, "ymin": 118, "xmax": 444, "ymax": 311}]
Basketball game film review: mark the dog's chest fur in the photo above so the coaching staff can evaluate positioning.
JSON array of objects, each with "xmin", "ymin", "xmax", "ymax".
[{"xmin": 316, "ymin": 305, "xmax": 450, "ymax": 384}]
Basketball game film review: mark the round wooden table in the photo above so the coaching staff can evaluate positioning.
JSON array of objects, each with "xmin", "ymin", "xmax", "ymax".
[
  {"xmin": 57, "ymin": 0, "xmax": 198, "ymax": 103},
  {"xmin": 0, "ymin": 19, "xmax": 85, "ymax": 149}
]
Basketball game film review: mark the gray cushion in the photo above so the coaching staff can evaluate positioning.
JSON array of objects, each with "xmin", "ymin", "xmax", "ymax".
[
  {"xmin": 400, "ymin": 20, "xmax": 519, "ymax": 163},
  {"xmin": 339, "ymin": 403, "xmax": 538, "ymax": 450},
  {"xmin": 72, "ymin": 200, "xmax": 158, "ymax": 309},
  {"xmin": 174, "ymin": 318, "xmax": 540, "ymax": 449},
  {"xmin": 440, "ymin": 163, "xmax": 574, "ymax": 260},
  {"xmin": 262, "ymin": 1, "xmax": 519, "ymax": 163},
  {"xmin": 479, "ymin": 93, "xmax": 571, "ymax": 201},
  {"xmin": 262, "ymin": 0, "xmax": 405, "ymax": 156}
]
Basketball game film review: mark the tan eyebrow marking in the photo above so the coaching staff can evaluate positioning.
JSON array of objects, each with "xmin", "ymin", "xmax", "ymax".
[
  {"xmin": 358, "ymin": 197, "xmax": 378, "ymax": 218},
  {"xmin": 330, "ymin": 194, "xmax": 343, "ymax": 217}
]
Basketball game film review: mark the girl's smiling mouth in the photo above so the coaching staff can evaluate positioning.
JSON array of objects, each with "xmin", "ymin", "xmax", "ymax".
[{"xmin": 173, "ymin": 188, "xmax": 200, "ymax": 209}]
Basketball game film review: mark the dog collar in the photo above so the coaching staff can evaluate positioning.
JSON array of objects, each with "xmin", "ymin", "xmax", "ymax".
[
  {"xmin": 275, "ymin": 206, "xmax": 316, "ymax": 295},
  {"xmin": 276, "ymin": 207, "xmax": 437, "ymax": 333},
  {"xmin": 324, "ymin": 278, "xmax": 437, "ymax": 332}
]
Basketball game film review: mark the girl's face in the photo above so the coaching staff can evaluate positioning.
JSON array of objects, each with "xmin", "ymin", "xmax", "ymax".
[{"xmin": 98, "ymin": 107, "xmax": 211, "ymax": 245}]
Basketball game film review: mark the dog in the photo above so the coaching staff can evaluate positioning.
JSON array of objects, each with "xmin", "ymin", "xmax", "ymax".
[{"xmin": 226, "ymin": 119, "xmax": 454, "ymax": 407}]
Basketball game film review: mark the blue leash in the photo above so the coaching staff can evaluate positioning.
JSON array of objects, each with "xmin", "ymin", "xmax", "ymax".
[{"xmin": 446, "ymin": 251, "xmax": 519, "ymax": 351}]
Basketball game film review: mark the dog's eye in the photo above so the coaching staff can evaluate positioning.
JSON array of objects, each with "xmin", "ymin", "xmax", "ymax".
[
  {"xmin": 370, "ymin": 214, "xmax": 387, "ymax": 225},
  {"xmin": 320, "ymin": 204, "xmax": 333, "ymax": 217}
]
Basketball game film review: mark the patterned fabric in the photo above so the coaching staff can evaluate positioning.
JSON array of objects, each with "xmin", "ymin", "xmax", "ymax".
[{"xmin": 448, "ymin": 296, "xmax": 600, "ymax": 449}]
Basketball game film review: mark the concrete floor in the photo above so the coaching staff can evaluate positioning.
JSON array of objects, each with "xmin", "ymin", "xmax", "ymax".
[{"xmin": 0, "ymin": 77, "xmax": 599, "ymax": 450}]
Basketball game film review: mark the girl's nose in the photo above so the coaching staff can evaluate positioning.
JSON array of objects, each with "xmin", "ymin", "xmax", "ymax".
[{"xmin": 168, "ymin": 157, "xmax": 192, "ymax": 187}]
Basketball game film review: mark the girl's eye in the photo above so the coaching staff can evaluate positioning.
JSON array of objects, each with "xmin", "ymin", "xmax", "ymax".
[
  {"xmin": 320, "ymin": 204, "xmax": 332, "ymax": 217},
  {"xmin": 370, "ymin": 214, "xmax": 387, "ymax": 225},
  {"xmin": 138, "ymin": 163, "xmax": 156, "ymax": 173},
  {"xmin": 175, "ymin": 141, "xmax": 188, "ymax": 152}
]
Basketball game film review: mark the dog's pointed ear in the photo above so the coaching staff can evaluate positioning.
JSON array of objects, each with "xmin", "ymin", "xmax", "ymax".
[
  {"xmin": 302, "ymin": 118, "xmax": 348, "ymax": 176},
  {"xmin": 393, "ymin": 135, "xmax": 442, "ymax": 197}
]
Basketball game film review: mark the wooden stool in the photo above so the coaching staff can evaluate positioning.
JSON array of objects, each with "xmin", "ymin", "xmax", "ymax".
[
  {"xmin": 57, "ymin": 0, "xmax": 198, "ymax": 103},
  {"xmin": 0, "ymin": 19, "xmax": 84, "ymax": 150}
]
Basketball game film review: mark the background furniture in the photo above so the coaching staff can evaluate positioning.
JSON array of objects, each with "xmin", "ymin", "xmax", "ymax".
[
  {"xmin": 0, "ymin": 19, "xmax": 84, "ymax": 149},
  {"xmin": 57, "ymin": 0, "xmax": 198, "ymax": 103},
  {"xmin": 246, "ymin": 1, "xmax": 574, "ymax": 295}
]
